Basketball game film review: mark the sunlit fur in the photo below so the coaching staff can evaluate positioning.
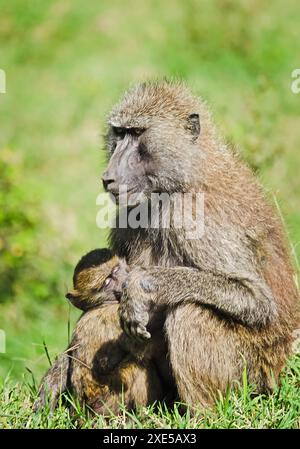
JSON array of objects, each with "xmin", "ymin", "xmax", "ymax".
[
  {"xmin": 35, "ymin": 250, "xmax": 169, "ymax": 414},
  {"xmin": 107, "ymin": 80, "xmax": 300, "ymax": 407}
]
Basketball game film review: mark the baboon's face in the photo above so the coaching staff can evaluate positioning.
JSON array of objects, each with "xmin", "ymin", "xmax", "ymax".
[
  {"xmin": 103, "ymin": 125, "xmax": 148, "ymax": 205},
  {"xmin": 66, "ymin": 258, "xmax": 129, "ymax": 311},
  {"xmin": 102, "ymin": 86, "xmax": 201, "ymax": 206}
]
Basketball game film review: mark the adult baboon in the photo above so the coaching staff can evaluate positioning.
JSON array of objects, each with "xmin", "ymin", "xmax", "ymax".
[{"xmin": 102, "ymin": 80, "xmax": 299, "ymax": 407}]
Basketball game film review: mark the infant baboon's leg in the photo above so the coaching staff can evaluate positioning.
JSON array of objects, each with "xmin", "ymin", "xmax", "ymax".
[
  {"xmin": 92, "ymin": 340, "xmax": 128, "ymax": 375},
  {"xmin": 87, "ymin": 359, "xmax": 163, "ymax": 415},
  {"xmin": 34, "ymin": 352, "xmax": 69, "ymax": 412}
]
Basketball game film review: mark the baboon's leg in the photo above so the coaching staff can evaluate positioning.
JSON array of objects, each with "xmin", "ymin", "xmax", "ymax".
[
  {"xmin": 165, "ymin": 303, "xmax": 280, "ymax": 408},
  {"xmin": 87, "ymin": 360, "xmax": 163, "ymax": 415},
  {"xmin": 34, "ymin": 352, "xmax": 69, "ymax": 412},
  {"xmin": 128, "ymin": 361, "xmax": 164, "ymax": 406}
]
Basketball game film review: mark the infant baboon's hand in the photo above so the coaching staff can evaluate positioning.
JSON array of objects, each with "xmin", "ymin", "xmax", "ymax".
[{"xmin": 119, "ymin": 268, "xmax": 157, "ymax": 342}]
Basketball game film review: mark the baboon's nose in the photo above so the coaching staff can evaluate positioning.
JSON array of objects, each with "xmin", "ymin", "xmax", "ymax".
[{"xmin": 102, "ymin": 171, "xmax": 116, "ymax": 191}]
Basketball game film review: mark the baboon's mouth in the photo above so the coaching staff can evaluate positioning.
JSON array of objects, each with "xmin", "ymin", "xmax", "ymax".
[{"xmin": 113, "ymin": 186, "xmax": 142, "ymax": 205}]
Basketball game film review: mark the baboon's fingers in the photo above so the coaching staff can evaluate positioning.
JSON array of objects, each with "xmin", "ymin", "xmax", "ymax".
[
  {"xmin": 135, "ymin": 324, "xmax": 151, "ymax": 341},
  {"xmin": 129, "ymin": 321, "xmax": 151, "ymax": 341},
  {"xmin": 121, "ymin": 316, "xmax": 150, "ymax": 341}
]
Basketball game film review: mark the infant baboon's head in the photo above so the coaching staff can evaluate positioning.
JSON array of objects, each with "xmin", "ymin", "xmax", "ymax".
[{"xmin": 66, "ymin": 248, "xmax": 129, "ymax": 311}]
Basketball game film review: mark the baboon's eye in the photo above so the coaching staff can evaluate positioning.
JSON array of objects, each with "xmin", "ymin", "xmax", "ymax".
[
  {"xmin": 112, "ymin": 126, "xmax": 126, "ymax": 139},
  {"xmin": 103, "ymin": 277, "xmax": 112, "ymax": 288},
  {"xmin": 112, "ymin": 126, "xmax": 145, "ymax": 139},
  {"xmin": 112, "ymin": 265, "xmax": 120, "ymax": 276},
  {"xmin": 131, "ymin": 128, "xmax": 145, "ymax": 137}
]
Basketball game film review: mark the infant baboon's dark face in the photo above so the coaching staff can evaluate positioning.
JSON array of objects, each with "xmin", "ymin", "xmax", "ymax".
[{"xmin": 66, "ymin": 250, "xmax": 129, "ymax": 311}]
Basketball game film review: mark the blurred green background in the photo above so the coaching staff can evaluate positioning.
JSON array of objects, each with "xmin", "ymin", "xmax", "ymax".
[{"xmin": 0, "ymin": 0, "xmax": 299, "ymax": 382}]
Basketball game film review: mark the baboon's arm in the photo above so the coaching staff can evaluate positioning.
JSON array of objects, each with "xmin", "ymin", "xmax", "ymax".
[
  {"xmin": 119, "ymin": 266, "xmax": 276, "ymax": 340},
  {"xmin": 33, "ymin": 352, "xmax": 69, "ymax": 412}
]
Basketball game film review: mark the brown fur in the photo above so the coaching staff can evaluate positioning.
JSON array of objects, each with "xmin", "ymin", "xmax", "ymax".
[
  {"xmin": 68, "ymin": 303, "xmax": 164, "ymax": 415},
  {"xmin": 104, "ymin": 80, "xmax": 300, "ymax": 408},
  {"xmin": 34, "ymin": 251, "xmax": 168, "ymax": 414}
]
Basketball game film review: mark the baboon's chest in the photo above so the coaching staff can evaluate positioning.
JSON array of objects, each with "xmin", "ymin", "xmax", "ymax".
[{"xmin": 128, "ymin": 237, "xmax": 186, "ymax": 268}]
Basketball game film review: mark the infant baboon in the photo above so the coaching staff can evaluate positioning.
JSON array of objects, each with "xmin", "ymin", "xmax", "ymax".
[{"xmin": 34, "ymin": 249, "xmax": 165, "ymax": 415}]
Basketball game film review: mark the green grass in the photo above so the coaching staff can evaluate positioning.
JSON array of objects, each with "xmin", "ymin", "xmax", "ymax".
[
  {"xmin": 1, "ymin": 354, "xmax": 300, "ymax": 429},
  {"xmin": 0, "ymin": 0, "xmax": 299, "ymax": 428}
]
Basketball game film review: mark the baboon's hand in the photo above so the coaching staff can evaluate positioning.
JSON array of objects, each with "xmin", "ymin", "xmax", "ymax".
[{"xmin": 119, "ymin": 268, "xmax": 157, "ymax": 341}]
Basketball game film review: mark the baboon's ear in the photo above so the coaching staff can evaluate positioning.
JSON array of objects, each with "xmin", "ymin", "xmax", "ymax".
[
  {"xmin": 187, "ymin": 113, "xmax": 200, "ymax": 139},
  {"xmin": 65, "ymin": 289, "xmax": 79, "ymax": 300}
]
